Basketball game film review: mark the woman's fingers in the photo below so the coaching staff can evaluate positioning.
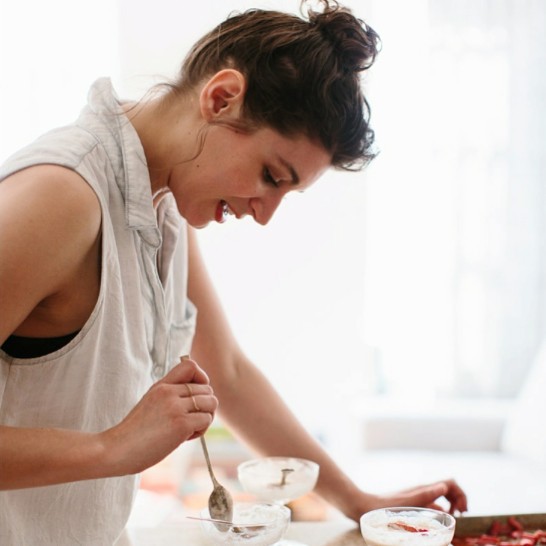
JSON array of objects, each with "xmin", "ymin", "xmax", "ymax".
[
  {"xmin": 161, "ymin": 356, "xmax": 210, "ymax": 386},
  {"xmin": 153, "ymin": 382, "xmax": 217, "ymax": 414},
  {"xmin": 177, "ymin": 383, "xmax": 213, "ymax": 398},
  {"xmin": 183, "ymin": 391, "xmax": 218, "ymax": 415},
  {"xmin": 380, "ymin": 478, "xmax": 468, "ymax": 516},
  {"xmin": 442, "ymin": 479, "xmax": 468, "ymax": 514}
]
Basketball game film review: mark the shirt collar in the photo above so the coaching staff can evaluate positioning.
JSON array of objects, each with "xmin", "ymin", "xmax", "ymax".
[{"xmin": 85, "ymin": 78, "xmax": 161, "ymax": 247}]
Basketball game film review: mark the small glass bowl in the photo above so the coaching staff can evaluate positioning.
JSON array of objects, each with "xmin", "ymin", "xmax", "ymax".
[
  {"xmin": 237, "ymin": 457, "xmax": 319, "ymax": 504},
  {"xmin": 360, "ymin": 507, "xmax": 456, "ymax": 546},
  {"xmin": 199, "ymin": 502, "xmax": 290, "ymax": 545}
]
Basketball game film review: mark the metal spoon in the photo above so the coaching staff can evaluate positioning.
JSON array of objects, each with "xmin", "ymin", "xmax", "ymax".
[
  {"xmin": 200, "ymin": 435, "xmax": 234, "ymax": 527},
  {"xmin": 179, "ymin": 356, "xmax": 233, "ymax": 526}
]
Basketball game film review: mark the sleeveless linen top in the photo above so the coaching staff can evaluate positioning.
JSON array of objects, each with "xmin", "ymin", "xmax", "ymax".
[{"xmin": 0, "ymin": 78, "xmax": 197, "ymax": 545}]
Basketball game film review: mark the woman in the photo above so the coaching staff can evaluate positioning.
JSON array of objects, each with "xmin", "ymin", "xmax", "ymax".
[{"xmin": 0, "ymin": 1, "xmax": 467, "ymax": 544}]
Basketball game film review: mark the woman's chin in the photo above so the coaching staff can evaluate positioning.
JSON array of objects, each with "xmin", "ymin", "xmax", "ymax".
[{"xmin": 187, "ymin": 220, "xmax": 209, "ymax": 229}]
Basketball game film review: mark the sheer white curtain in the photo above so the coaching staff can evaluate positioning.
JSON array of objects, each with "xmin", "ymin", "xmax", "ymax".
[{"xmin": 362, "ymin": 0, "xmax": 546, "ymax": 399}]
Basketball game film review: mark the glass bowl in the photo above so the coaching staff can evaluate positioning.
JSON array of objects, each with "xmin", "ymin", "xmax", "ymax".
[
  {"xmin": 237, "ymin": 457, "xmax": 319, "ymax": 504},
  {"xmin": 199, "ymin": 502, "xmax": 290, "ymax": 545},
  {"xmin": 360, "ymin": 507, "xmax": 456, "ymax": 546}
]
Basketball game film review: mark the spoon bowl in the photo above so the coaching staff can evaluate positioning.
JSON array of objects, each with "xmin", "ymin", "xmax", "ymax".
[{"xmin": 208, "ymin": 480, "xmax": 234, "ymax": 523}]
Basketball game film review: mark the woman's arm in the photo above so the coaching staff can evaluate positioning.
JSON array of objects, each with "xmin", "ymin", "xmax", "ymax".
[
  {"xmin": 187, "ymin": 227, "xmax": 468, "ymax": 520},
  {"xmin": 0, "ymin": 359, "xmax": 216, "ymax": 489},
  {"xmin": 0, "ymin": 165, "xmax": 102, "ymax": 343},
  {"xmin": 0, "ymin": 167, "xmax": 217, "ymax": 489},
  {"xmin": 0, "ymin": 165, "xmax": 109, "ymax": 489}
]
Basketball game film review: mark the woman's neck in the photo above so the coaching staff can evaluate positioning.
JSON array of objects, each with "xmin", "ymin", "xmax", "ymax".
[{"xmin": 125, "ymin": 91, "xmax": 203, "ymax": 194}]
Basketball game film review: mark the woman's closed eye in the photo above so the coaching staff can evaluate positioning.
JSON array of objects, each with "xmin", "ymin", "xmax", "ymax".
[{"xmin": 262, "ymin": 167, "xmax": 280, "ymax": 188}]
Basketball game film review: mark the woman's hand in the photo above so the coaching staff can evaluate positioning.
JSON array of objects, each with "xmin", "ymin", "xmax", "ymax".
[
  {"xmin": 101, "ymin": 357, "xmax": 218, "ymax": 476},
  {"xmin": 351, "ymin": 479, "xmax": 467, "ymax": 521}
]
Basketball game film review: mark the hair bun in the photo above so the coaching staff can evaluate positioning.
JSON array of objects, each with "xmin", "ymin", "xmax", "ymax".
[{"xmin": 306, "ymin": 1, "xmax": 380, "ymax": 72}]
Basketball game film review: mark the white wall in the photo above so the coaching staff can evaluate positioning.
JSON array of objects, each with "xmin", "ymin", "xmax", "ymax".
[
  {"xmin": 114, "ymin": 0, "xmax": 375, "ymax": 434},
  {"xmin": 4, "ymin": 0, "xmax": 543, "ymax": 452},
  {"xmin": 0, "ymin": 0, "xmax": 374, "ymax": 441},
  {"xmin": 0, "ymin": 0, "xmax": 118, "ymax": 160}
]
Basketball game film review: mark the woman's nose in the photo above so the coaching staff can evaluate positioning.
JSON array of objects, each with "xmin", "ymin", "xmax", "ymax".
[{"xmin": 250, "ymin": 193, "xmax": 285, "ymax": 226}]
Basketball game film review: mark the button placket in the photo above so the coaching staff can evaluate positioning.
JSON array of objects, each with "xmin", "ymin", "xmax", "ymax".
[{"xmin": 138, "ymin": 228, "xmax": 170, "ymax": 381}]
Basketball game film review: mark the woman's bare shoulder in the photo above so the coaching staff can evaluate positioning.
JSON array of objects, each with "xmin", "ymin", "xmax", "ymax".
[
  {"xmin": 0, "ymin": 164, "xmax": 101, "ymax": 248},
  {"xmin": 0, "ymin": 165, "xmax": 102, "ymax": 341}
]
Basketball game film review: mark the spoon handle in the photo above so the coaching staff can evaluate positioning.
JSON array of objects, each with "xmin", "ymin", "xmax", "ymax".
[
  {"xmin": 180, "ymin": 356, "xmax": 222, "ymax": 490},
  {"xmin": 200, "ymin": 435, "xmax": 220, "ymax": 488}
]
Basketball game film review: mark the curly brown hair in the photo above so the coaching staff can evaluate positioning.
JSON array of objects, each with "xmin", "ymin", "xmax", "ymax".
[{"xmin": 174, "ymin": 1, "xmax": 381, "ymax": 171}]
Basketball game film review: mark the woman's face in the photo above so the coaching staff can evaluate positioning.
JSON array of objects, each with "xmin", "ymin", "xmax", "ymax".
[{"xmin": 166, "ymin": 124, "xmax": 331, "ymax": 229}]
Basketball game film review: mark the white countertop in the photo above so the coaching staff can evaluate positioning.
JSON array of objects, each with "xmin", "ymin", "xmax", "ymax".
[{"xmin": 118, "ymin": 488, "xmax": 362, "ymax": 545}]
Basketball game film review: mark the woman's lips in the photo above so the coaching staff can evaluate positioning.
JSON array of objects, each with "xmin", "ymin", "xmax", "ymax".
[{"xmin": 215, "ymin": 200, "xmax": 228, "ymax": 223}]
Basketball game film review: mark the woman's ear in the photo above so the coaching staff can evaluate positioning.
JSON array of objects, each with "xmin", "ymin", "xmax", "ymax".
[{"xmin": 199, "ymin": 69, "xmax": 246, "ymax": 122}]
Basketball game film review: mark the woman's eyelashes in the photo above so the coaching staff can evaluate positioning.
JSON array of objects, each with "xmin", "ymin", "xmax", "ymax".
[{"xmin": 262, "ymin": 167, "xmax": 280, "ymax": 188}]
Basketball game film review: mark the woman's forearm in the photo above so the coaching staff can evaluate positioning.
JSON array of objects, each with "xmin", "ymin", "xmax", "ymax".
[
  {"xmin": 0, "ymin": 359, "xmax": 218, "ymax": 490},
  {"xmin": 206, "ymin": 355, "xmax": 373, "ymax": 520},
  {"xmin": 0, "ymin": 425, "xmax": 110, "ymax": 490}
]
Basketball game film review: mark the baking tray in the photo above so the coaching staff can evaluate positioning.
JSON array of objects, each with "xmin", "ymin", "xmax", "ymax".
[{"xmin": 455, "ymin": 513, "xmax": 546, "ymax": 537}]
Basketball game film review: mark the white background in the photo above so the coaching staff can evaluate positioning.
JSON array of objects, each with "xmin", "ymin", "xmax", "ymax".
[{"xmin": 2, "ymin": 0, "xmax": 545, "ymax": 441}]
